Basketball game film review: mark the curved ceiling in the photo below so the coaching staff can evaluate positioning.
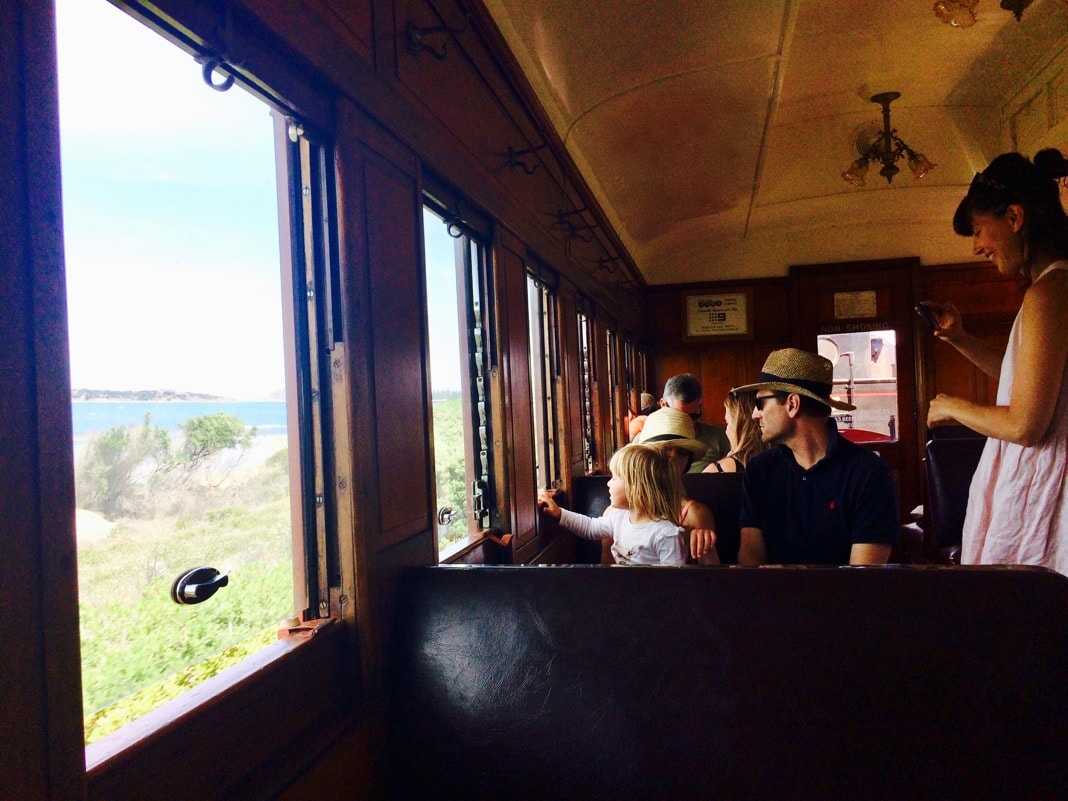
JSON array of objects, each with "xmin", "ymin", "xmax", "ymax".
[{"xmin": 481, "ymin": 0, "xmax": 1068, "ymax": 284}]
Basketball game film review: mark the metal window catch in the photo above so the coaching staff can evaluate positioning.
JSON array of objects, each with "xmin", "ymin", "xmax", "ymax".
[
  {"xmin": 171, "ymin": 566, "xmax": 229, "ymax": 605},
  {"xmin": 195, "ymin": 54, "xmax": 235, "ymax": 92}
]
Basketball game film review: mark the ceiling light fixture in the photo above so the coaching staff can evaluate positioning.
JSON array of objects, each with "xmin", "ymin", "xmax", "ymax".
[
  {"xmin": 934, "ymin": 0, "xmax": 1035, "ymax": 25},
  {"xmin": 999, "ymin": 0, "xmax": 1033, "ymax": 20},
  {"xmin": 841, "ymin": 92, "xmax": 936, "ymax": 187},
  {"xmin": 933, "ymin": 0, "xmax": 979, "ymax": 27}
]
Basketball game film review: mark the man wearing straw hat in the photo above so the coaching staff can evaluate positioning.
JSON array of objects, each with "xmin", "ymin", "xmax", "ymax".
[{"xmin": 731, "ymin": 348, "xmax": 898, "ymax": 566}]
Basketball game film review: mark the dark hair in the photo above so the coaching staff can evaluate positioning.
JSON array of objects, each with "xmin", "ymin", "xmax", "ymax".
[
  {"xmin": 953, "ymin": 149, "xmax": 1068, "ymax": 280},
  {"xmin": 795, "ymin": 393, "xmax": 831, "ymax": 419}
]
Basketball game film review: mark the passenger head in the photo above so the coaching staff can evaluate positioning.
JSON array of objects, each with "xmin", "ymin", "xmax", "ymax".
[
  {"xmin": 953, "ymin": 149, "xmax": 1068, "ymax": 282},
  {"xmin": 608, "ymin": 444, "xmax": 681, "ymax": 526},
  {"xmin": 636, "ymin": 407, "xmax": 707, "ymax": 475},
  {"xmin": 661, "ymin": 373, "xmax": 703, "ymax": 420},
  {"xmin": 731, "ymin": 348, "xmax": 855, "ymax": 420},
  {"xmin": 723, "ymin": 391, "xmax": 771, "ymax": 466}
]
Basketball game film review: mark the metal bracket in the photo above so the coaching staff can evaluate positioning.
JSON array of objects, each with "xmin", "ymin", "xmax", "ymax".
[
  {"xmin": 406, "ymin": 17, "xmax": 467, "ymax": 60},
  {"xmin": 507, "ymin": 143, "xmax": 547, "ymax": 175}
]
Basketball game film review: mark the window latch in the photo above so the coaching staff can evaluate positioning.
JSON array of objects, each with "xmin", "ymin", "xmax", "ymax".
[{"xmin": 170, "ymin": 566, "xmax": 229, "ymax": 605}]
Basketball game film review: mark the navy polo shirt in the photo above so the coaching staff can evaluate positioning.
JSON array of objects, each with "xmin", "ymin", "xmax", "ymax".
[{"xmin": 740, "ymin": 421, "xmax": 899, "ymax": 564}]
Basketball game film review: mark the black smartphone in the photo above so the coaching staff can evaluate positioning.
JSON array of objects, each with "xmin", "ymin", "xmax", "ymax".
[{"xmin": 915, "ymin": 304, "xmax": 937, "ymax": 332}]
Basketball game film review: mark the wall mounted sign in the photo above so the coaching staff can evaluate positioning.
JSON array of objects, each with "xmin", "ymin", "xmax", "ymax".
[
  {"xmin": 683, "ymin": 289, "xmax": 752, "ymax": 340},
  {"xmin": 833, "ymin": 290, "xmax": 877, "ymax": 319}
]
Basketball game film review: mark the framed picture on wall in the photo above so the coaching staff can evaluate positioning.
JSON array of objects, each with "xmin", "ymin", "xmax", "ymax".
[{"xmin": 682, "ymin": 288, "xmax": 753, "ymax": 340}]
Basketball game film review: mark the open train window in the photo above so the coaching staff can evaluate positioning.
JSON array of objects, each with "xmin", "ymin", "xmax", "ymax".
[
  {"xmin": 623, "ymin": 337, "xmax": 636, "ymax": 408},
  {"xmin": 57, "ymin": 0, "xmax": 336, "ymax": 747},
  {"xmin": 605, "ymin": 320, "xmax": 622, "ymax": 454},
  {"xmin": 527, "ymin": 267, "xmax": 561, "ymax": 490},
  {"xmin": 421, "ymin": 200, "xmax": 497, "ymax": 559},
  {"xmin": 817, "ymin": 331, "xmax": 899, "ymax": 442},
  {"xmin": 576, "ymin": 302, "xmax": 597, "ymax": 473}
]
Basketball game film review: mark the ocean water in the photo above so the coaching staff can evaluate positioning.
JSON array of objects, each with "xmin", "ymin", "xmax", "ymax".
[{"xmin": 72, "ymin": 401, "xmax": 288, "ymax": 438}]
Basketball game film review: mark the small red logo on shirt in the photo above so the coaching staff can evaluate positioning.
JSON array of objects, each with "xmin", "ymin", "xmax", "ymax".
[{"xmin": 829, "ymin": 501, "xmax": 835, "ymax": 510}]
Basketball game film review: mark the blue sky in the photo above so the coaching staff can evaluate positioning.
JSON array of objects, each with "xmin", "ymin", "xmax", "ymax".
[{"xmin": 56, "ymin": 0, "xmax": 285, "ymax": 400}]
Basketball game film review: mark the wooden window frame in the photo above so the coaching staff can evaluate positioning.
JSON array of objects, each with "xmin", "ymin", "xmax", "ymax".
[{"xmin": 6, "ymin": 2, "xmax": 363, "ymax": 798}]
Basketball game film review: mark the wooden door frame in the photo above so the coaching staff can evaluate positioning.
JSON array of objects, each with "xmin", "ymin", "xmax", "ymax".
[{"xmin": 790, "ymin": 257, "xmax": 922, "ymax": 521}]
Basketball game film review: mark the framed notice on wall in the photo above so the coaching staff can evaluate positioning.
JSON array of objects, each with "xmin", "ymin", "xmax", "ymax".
[{"xmin": 683, "ymin": 289, "xmax": 753, "ymax": 340}]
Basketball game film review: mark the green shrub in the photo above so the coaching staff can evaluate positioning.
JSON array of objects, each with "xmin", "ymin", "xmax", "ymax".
[{"xmin": 76, "ymin": 415, "xmax": 293, "ymax": 745}]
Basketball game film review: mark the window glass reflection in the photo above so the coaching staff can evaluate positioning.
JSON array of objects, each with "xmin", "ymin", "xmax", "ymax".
[{"xmin": 816, "ymin": 330, "xmax": 898, "ymax": 442}]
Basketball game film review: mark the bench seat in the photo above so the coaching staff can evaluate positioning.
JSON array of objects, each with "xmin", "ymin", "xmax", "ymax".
[{"xmin": 387, "ymin": 564, "xmax": 1067, "ymax": 800}]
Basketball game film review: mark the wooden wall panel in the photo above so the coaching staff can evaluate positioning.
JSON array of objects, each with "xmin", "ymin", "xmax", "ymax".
[
  {"xmin": 646, "ymin": 278, "xmax": 792, "ymax": 424},
  {"xmin": 790, "ymin": 258, "xmax": 922, "ymax": 518},
  {"xmin": 1, "ymin": 2, "xmax": 85, "ymax": 798},
  {"xmin": 917, "ymin": 260, "xmax": 1017, "ymax": 437},
  {"xmin": 496, "ymin": 240, "xmax": 538, "ymax": 552},
  {"xmin": 364, "ymin": 156, "xmax": 434, "ymax": 542},
  {"xmin": 315, "ymin": 0, "xmax": 375, "ymax": 63},
  {"xmin": 394, "ymin": 0, "xmax": 645, "ymax": 323},
  {"xmin": 335, "ymin": 97, "xmax": 437, "ymax": 709}
]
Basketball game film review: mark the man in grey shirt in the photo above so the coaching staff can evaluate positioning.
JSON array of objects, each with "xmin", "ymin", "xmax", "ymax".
[{"xmin": 660, "ymin": 373, "xmax": 729, "ymax": 472}]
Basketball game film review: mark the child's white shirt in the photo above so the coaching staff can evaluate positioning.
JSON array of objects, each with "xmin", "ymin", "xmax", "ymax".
[{"xmin": 558, "ymin": 506, "xmax": 685, "ymax": 565}]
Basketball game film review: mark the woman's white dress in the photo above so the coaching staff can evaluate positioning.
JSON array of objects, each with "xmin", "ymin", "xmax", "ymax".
[{"xmin": 961, "ymin": 262, "xmax": 1068, "ymax": 574}]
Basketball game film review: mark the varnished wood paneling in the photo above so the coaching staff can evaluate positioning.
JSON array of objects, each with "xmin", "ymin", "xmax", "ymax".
[
  {"xmin": 1, "ymin": 2, "xmax": 85, "ymax": 798},
  {"xmin": 791, "ymin": 258, "xmax": 922, "ymax": 518},
  {"xmin": 365, "ymin": 158, "xmax": 434, "ymax": 540},
  {"xmin": 646, "ymin": 278, "xmax": 792, "ymax": 420},
  {"xmin": 496, "ymin": 240, "xmax": 538, "ymax": 549},
  {"xmin": 917, "ymin": 261, "xmax": 1017, "ymax": 433},
  {"xmin": 277, "ymin": 720, "xmax": 380, "ymax": 801},
  {"xmin": 314, "ymin": 0, "xmax": 375, "ymax": 63},
  {"xmin": 87, "ymin": 629, "xmax": 356, "ymax": 801}
]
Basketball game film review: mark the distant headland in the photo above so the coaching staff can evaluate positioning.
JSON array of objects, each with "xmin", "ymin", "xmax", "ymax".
[{"xmin": 72, "ymin": 389, "xmax": 228, "ymax": 402}]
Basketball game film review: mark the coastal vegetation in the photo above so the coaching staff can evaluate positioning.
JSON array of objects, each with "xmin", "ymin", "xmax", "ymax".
[
  {"xmin": 76, "ymin": 397, "xmax": 469, "ymax": 741},
  {"xmin": 76, "ymin": 412, "xmax": 291, "ymax": 743},
  {"xmin": 432, "ymin": 397, "xmax": 469, "ymax": 550}
]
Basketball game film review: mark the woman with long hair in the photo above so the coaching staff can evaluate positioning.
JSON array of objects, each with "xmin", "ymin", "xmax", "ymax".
[
  {"xmin": 921, "ymin": 148, "xmax": 1068, "ymax": 574},
  {"xmin": 703, "ymin": 390, "xmax": 770, "ymax": 474}
]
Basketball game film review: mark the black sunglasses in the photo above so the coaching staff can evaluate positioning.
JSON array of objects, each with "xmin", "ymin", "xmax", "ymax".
[{"xmin": 754, "ymin": 394, "xmax": 786, "ymax": 411}]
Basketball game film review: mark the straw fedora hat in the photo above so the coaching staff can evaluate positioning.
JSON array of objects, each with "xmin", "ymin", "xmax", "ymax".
[
  {"xmin": 731, "ymin": 348, "xmax": 856, "ymax": 411},
  {"xmin": 634, "ymin": 407, "xmax": 707, "ymax": 459}
]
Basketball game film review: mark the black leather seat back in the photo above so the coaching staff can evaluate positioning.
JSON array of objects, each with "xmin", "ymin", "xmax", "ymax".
[
  {"xmin": 926, "ymin": 435, "xmax": 986, "ymax": 548},
  {"xmin": 682, "ymin": 472, "xmax": 743, "ymax": 563},
  {"xmin": 570, "ymin": 474, "xmax": 611, "ymax": 517},
  {"xmin": 568, "ymin": 475, "xmax": 611, "ymax": 563},
  {"xmin": 388, "ymin": 565, "xmax": 1068, "ymax": 800}
]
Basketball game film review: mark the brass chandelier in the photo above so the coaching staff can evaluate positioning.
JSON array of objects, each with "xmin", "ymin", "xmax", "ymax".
[{"xmin": 841, "ymin": 92, "xmax": 936, "ymax": 187}]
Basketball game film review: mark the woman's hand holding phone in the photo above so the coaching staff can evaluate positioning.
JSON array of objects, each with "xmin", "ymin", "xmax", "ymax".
[
  {"xmin": 915, "ymin": 303, "xmax": 938, "ymax": 332},
  {"xmin": 915, "ymin": 301, "xmax": 965, "ymax": 341}
]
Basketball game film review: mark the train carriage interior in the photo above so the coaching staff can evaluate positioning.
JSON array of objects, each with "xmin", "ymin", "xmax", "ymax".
[{"xmin": 3, "ymin": 0, "xmax": 1066, "ymax": 798}]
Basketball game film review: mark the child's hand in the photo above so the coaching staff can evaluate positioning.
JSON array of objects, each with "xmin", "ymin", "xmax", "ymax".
[
  {"xmin": 689, "ymin": 527, "xmax": 717, "ymax": 560},
  {"xmin": 537, "ymin": 489, "xmax": 561, "ymax": 519}
]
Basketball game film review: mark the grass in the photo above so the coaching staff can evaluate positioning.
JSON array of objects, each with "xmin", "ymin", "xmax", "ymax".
[{"xmin": 77, "ymin": 441, "xmax": 295, "ymax": 744}]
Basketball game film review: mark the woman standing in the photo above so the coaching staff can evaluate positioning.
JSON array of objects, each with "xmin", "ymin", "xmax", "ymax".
[{"xmin": 922, "ymin": 149, "xmax": 1068, "ymax": 574}]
